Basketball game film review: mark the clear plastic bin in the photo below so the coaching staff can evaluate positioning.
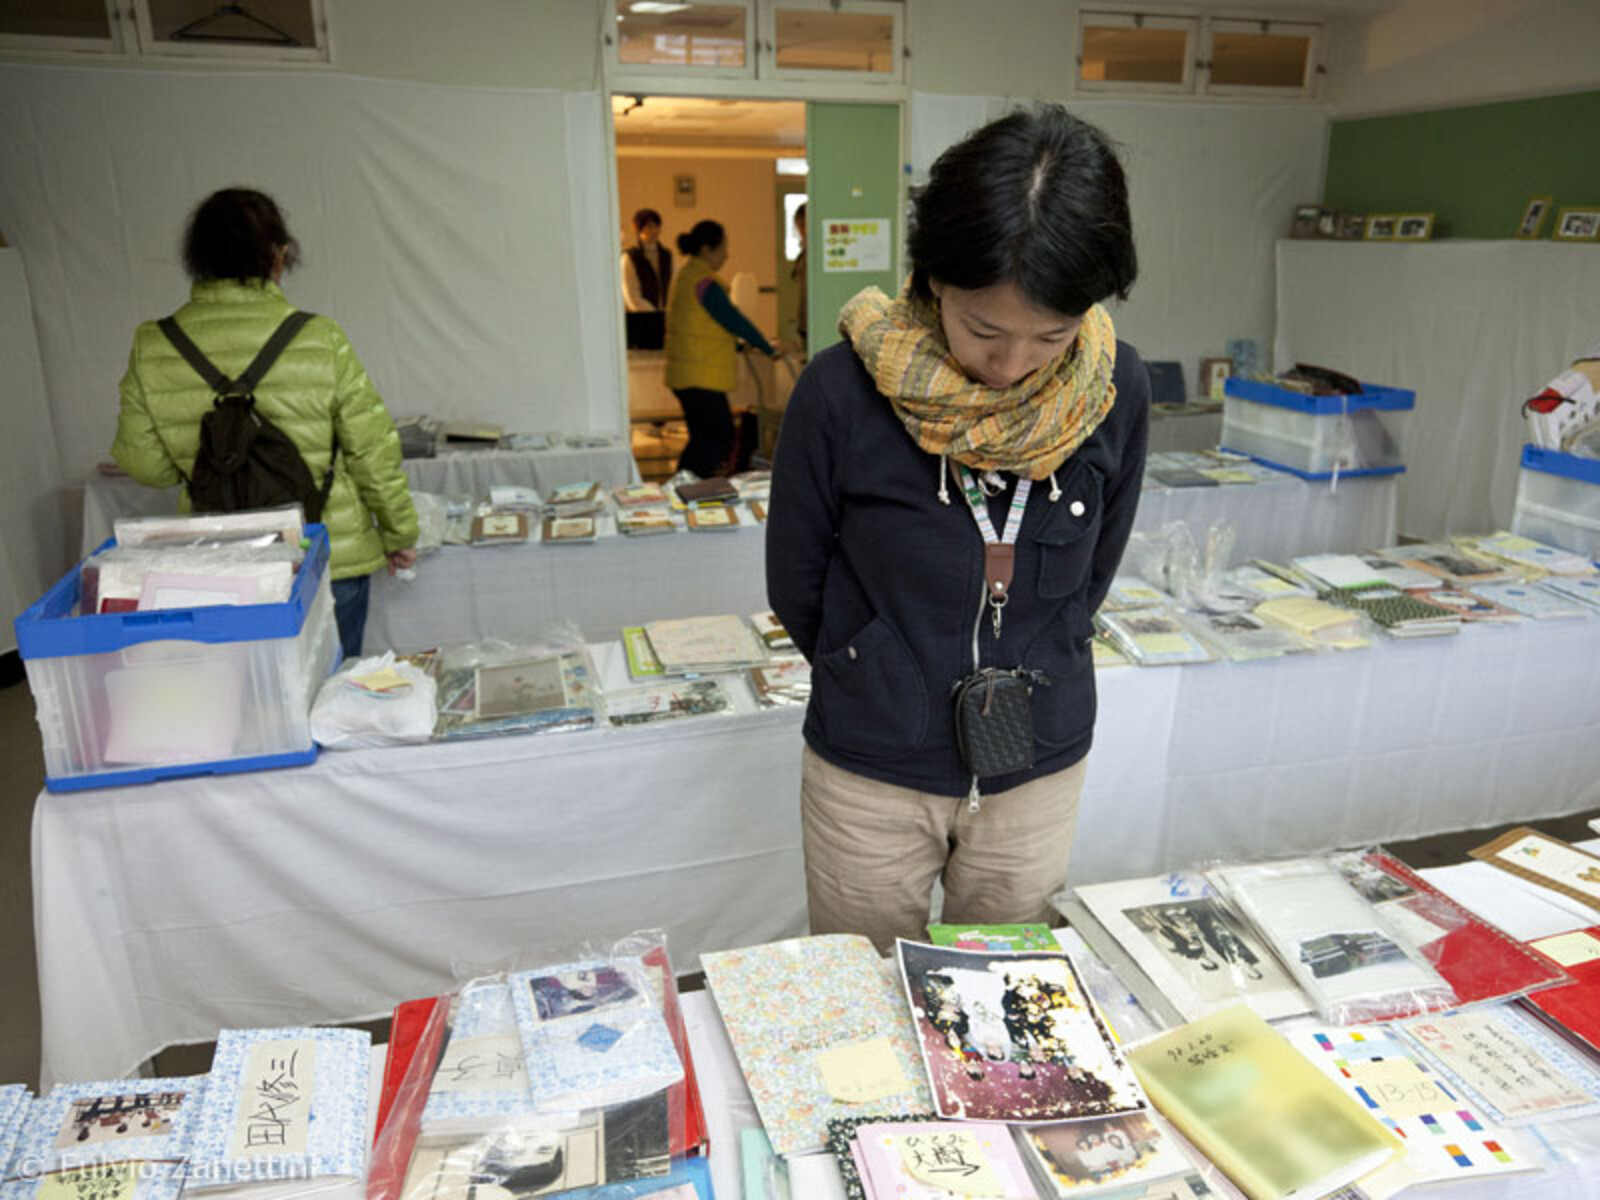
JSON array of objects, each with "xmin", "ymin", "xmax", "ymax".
[
  {"xmin": 14, "ymin": 526, "xmax": 339, "ymax": 791},
  {"xmin": 1221, "ymin": 378, "xmax": 1414, "ymax": 479},
  {"xmin": 1512, "ymin": 446, "xmax": 1600, "ymax": 562}
]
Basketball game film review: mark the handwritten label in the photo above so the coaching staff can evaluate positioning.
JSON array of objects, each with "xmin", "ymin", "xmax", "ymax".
[
  {"xmin": 38, "ymin": 1163, "xmax": 140, "ymax": 1200},
  {"xmin": 228, "ymin": 1038, "xmax": 315, "ymax": 1158},
  {"xmin": 1532, "ymin": 931, "xmax": 1600, "ymax": 968},
  {"xmin": 893, "ymin": 1129, "xmax": 1001, "ymax": 1195},
  {"xmin": 431, "ymin": 1035, "xmax": 526, "ymax": 1093},
  {"xmin": 817, "ymin": 1037, "xmax": 910, "ymax": 1103},
  {"xmin": 1344, "ymin": 1058, "xmax": 1452, "ymax": 1120},
  {"xmin": 1406, "ymin": 1013, "xmax": 1589, "ymax": 1119},
  {"xmin": 1164, "ymin": 1031, "xmax": 1236, "ymax": 1069}
]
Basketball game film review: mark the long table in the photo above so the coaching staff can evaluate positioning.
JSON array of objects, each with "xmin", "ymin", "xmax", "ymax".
[
  {"xmin": 365, "ymin": 471, "xmax": 1397, "ymax": 649},
  {"xmin": 79, "ymin": 440, "xmax": 638, "ymax": 555},
  {"xmin": 32, "ymin": 617, "xmax": 1600, "ymax": 1085}
]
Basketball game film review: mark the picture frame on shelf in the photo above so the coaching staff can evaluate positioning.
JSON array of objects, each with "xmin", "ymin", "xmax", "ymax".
[
  {"xmin": 1516, "ymin": 195, "xmax": 1554, "ymax": 240},
  {"xmin": 1199, "ymin": 356, "xmax": 1234, "ymax": 401},
  {"xmin": 1553, "ymin": 207, "xmax": 1600, "ymax": 242},
  {"xmin": 1338, "ymin": 212, "xmax": 1366, "ymax": 240},
  {"xmin": 1364, "ymin": 213, "xmax": 1399, "ymax": 241},
  {"xmin": 1393, "ymin": 212, "xmax": 1436, "ymax": 241},
  {"xmin": 1289, "ymin": 203, "xmax": 1322, "ymax": 239}
]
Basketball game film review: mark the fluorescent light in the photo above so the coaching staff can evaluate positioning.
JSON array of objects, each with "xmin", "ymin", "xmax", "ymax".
[
  {"xmin": 628, "ymin": 2, "xmax": 692, "ymax": 13},
  {"xmin": 776, "ymin": 157, "xmax": 809, "ymax": 176}
]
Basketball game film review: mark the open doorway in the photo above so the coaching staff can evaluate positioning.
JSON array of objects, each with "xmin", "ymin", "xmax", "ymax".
[{"xmin": 612, "ymin": 96, "xmax": 806, "ymax": 481}]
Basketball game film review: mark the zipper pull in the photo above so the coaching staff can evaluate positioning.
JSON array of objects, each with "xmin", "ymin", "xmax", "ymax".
[{"xmin": 967, "ymin": 777, "xmax": 983, "ymax": 814}]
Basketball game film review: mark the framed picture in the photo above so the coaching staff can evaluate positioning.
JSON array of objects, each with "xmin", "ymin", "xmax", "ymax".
[
  {"xmin": 1393, "ymin": 212, "xmax": 1436, "ymax": 241},
  {"xmin": 1553, "ymin": 207, "xmax": 1600, "ymax": 243},
  {"xmin": 1516, "ymin": 195, "xmax": 1554, "ymax": 240},
  {"xmin": 1289, "ymin": 203, "xmax": 1321, "ymax": 239},
  {"xmin": 1199, "ymin": 356, "xmax": 1234, "ymax": 400},
  {"xmin": 1339, "ymin": 212, "xmax": 1366, "ymax": 240},
  {"xmin": 1364, "ymin": 213, "xmax": 1399, "ymax": 241}
]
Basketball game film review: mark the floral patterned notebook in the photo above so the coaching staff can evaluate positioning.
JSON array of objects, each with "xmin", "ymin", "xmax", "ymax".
[{"xmin": 701, "ymin": 934, "xmax": 934, "ymax": 1156}]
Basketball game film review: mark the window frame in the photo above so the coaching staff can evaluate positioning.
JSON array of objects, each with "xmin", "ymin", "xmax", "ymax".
[
  {"xmin": 0, "ymin": 0, "xmax": 125, "ymax": 56},
  {"xmin": 759, "ymin": 0, "xmax": 903, "ymax": 85},
  {"xmin": 1076, "ymin": 10, "xmax": 1197, "ymax": 96},
  {"xmin": 609, "ymin": 0, "xmax": 758, "ymax": 82},
  {"xmin": 1201, "ymin": 16, "xmax": 1321, "ymax": 98},
  {"xmin": 132, "ymin": 0, "xmax": 331, "ymax": 64}
]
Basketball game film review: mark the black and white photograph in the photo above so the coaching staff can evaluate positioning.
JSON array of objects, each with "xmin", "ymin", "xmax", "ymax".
[
  {"xmin": 1121, "ymin": 898, "xmax": 1293, "ymax": 1002},
  {"xmin": 1555, "ymin": 208, "xmax": 1600, "ymax": 242},
  {"xmin": 475, "ymin": 659, "xmax": 568, "ymax": 720},
  {"xmin": 1297, "ymin": 930, "xmax": 1405, "ymax": 979},
  {"xmin": 1517, "ymin": 195, "xmax": 1552, "ymax": 239}
]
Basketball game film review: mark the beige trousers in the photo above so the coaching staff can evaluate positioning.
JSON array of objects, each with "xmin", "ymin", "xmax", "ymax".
[{"xmin": 800, "ymin": 746, "xmax": 1087, "ymax": 955}]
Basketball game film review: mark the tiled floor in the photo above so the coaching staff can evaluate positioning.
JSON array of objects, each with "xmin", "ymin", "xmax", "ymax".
[{"xmin": 2, "ymin": 665, "xmax": 1596, "ymax": 1090}]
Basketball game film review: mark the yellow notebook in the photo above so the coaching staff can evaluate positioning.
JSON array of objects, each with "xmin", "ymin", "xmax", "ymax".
[
  {"xmin": 1128, "ymin": 1006, "xmax": 1402, "ymax": 1200},
  {"xmin": 1255, "ymin": 595, "xmax": 1369, "ymax": 649}
]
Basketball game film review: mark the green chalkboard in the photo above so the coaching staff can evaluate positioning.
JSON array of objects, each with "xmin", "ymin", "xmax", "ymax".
[{"xmin": 1324, "ymin": 90, "xmax": 1600, "ymax": 240}]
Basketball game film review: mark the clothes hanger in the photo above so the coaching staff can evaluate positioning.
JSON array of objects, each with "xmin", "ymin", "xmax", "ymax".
[{"xmin": 169, "ymin": 2, "xmax": 300, "ymax": 46}]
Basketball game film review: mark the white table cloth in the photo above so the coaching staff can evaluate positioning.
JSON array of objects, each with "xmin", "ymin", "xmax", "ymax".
[
  {"xmin": 32, "ymin": 618, "xmax": 1600, "ymax": 1086},
  {"xmin": 79, "ymin": 442, "xmax": 637, "ymax": 555},
  {"xmin": 366, "ymin": 472, "xmax": 1396, "ymax": 649}
]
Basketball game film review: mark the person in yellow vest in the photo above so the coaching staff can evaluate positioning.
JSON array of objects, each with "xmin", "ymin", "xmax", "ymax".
[{"xmin": 664, "ymin": 220, "xmax": 782, "ymax": 477}]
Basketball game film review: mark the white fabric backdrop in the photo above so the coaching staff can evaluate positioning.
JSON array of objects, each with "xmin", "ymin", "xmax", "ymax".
[
  {"xmin": 1275, "ymin": 240, "xmax": 1596, "ymax": 539},
  {"xmin": 0, "ymin": 65, "xmax": 623, "ymax": 489},
  {"xmin": 33, "ymin": 618, "xmax": 1600, "ymax": 1084},
  {"xmin": 910, "ymin": 94, "xmax": 1329, "ymax": 385},
  {"xmin": 0, "ymin": 249, "xmax": 66, "ymax": 647}
]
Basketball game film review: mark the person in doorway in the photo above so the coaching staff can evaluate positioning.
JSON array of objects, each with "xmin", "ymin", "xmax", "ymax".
[
  {"xmin": 664, "ymin": 219, "xmax": 783, "ymax": 477},
  {"xmin": 766, "ymin": 105, "xmax": 1149, "ymax": 953},
  {"xmin": 621, "ymin": 207, "xmax": 673, "ymax": 313},
  {"xmin": 112, "ymin": 187, "xmax": 419, "ymax": 659},
  {"xmin": 791, "ymin": 201, "xmax": 809, "ymax": 351}
]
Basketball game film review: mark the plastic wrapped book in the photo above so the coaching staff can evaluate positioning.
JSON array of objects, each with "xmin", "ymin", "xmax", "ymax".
[{"xmin": 1095, "ymin": 608, "xmax": 1213, "ymax": 666}]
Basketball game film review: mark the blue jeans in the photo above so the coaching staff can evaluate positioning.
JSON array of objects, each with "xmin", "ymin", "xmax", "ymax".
[{"xmin": 331, "ymin": 574, "xmax": 372, "ymax": 661}]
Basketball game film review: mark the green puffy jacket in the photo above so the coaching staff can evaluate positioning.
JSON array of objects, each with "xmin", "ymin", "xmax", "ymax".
[{"xmin": 113, "ymin": 279, "xmax": 418, "ymax": 581}]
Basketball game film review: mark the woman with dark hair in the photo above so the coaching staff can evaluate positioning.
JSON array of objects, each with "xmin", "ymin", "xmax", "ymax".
[
  {"xmin": 112, "ymin": 187, "xmax": 418, "ymax": 658},
  {"xmin": 621, "ymin": 206, "xmax": 672, "ymax": 313},
  {"xmin": 767, "ymin": 106, "xmax": 1149, "ymax": 952},
  {"xmin": 663, "ymin": 219, "xmax": 782, "ymax": 477}
]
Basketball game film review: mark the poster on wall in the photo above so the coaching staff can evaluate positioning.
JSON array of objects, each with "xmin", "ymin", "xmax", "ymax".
[{"xmin": 822, "ymin": 217, "xmax": 891, "ymax": 272}]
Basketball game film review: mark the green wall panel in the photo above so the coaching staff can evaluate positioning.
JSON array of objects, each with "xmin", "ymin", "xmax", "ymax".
[
  {"xmin": 806, "ymin": 102, "xmax": 902, "ymax": 354},
  {"xmin": 1325, "ymin": 90, "xmax": 1600, "ymax": 240}
]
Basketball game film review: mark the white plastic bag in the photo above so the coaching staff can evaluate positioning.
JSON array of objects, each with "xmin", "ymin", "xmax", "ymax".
[{"xmin": 311, "ymin": 651, "xmax": 438, "ymax": 749}]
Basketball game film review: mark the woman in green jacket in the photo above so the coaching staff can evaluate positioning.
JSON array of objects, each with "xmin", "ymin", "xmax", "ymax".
[{"xmin": 112, "ymin": 188, "xmax": 419, "ymax": 658}]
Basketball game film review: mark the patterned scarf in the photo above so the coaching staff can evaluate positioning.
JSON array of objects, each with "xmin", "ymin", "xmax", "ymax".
[{"xmin": 839, "ymin": 280, "xmax": 1117, "ymax": 481}]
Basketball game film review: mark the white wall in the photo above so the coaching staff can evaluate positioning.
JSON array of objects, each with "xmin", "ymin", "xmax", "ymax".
[
  {"xmin": 0, "ymin": 65, "xmax": 621, "ymax": 486},
  {"xmin": 616, "ymin": 156, "xmax": 782, "ymax": 336},
  {"xmin": 1323, "ymin": 0, "xmax": 1600, "ymax": 117},
  {"xmin": 911, "ymin": 94, "xmax": 1328, "ymax": 393}
]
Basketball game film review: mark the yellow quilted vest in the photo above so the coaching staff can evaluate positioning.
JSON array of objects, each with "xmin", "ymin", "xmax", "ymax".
[{"xmin": 665, "ymin": 256, "xmax": 737, "ymax": 393}]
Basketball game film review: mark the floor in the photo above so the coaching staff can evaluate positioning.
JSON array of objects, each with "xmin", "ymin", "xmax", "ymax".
[{"xmin": 2, "ymin": 664, "xmax": 1597, "ymax": 1090}]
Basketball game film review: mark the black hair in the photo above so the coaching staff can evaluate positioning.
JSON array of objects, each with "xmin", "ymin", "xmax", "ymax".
[
  {"xmin": 907, "ymin": 104, "xmax": 1136, "ymax": 317},
  {"xmin": 794, "ymin": 201, "xmax": 807, "ymax": 223},
  {"xmin": 182, "ymin": 188, "xmax": 300, "ymax": 283},
  {"xmin": 676, "ymin": 219, "xmax": 726, "ymax": 257},
  {"xmin": 632, "ymin": 207, "xmax": 663, "ymax": 232}
]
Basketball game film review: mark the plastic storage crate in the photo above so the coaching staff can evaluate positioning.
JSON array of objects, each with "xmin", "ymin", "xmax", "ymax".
[
  {"xmin": 1512, "ymin": 446, "xmax": 1600, "ymax": 562},
  {"xmin": 14, "ymin": 526, "xmax": 339, "ymax": 792},
  {"xmin": 1221, "ymin": 377, "xmax": 1415, "ymax": 480}
]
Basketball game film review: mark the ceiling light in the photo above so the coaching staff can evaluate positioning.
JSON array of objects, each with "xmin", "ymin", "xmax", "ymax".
[{"xmin": 628, "ymin": 2, "xmax": 692, "ymax": 13}]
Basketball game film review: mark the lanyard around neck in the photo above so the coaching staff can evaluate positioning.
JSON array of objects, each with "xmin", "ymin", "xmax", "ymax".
[{"xmin": 955, "ymin": 466, "xmax": 1031, "ymax": 613}]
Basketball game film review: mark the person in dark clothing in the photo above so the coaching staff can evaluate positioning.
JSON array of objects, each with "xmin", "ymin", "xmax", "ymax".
[
  {"xmin": 663, "ymin": 219, "xmax": 782, "ymax": 477},
  {"xmin": 767, "ymin": 105, "xmax": 1148, "ymax": 952},
  {"xmin": 621, "ymin": 207, "xmax": 673, "ymax": 312}
]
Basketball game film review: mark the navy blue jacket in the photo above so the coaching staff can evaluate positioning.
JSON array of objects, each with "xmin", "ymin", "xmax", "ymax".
[{"xmin": 766, "ymin": 339, "xmax": 1150, "ymax": 797}]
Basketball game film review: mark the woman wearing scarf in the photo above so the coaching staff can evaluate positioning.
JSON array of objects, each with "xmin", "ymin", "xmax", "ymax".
[{"xmin": 767, "ymin": 106, "xmax": 1148, "ymax": 953}]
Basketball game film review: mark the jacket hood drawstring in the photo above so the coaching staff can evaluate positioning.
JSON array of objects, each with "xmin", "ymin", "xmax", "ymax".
[
  {"xmin": 938, "ymin": 453, "xmax": 951, "ymax": 504},
  {"xmin": 1048, "ymin": 470, "xmax": 1061, "ymax": 501}
]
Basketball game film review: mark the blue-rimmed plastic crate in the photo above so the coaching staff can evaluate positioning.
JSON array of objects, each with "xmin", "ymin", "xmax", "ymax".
[
  {"xmin": 1221, "ymin": 377, "xmax": 1415, "ymax": 479},
  {"xmin": 1513, "ymin": 446, "xmax": 1600, "ymax": 562},
  {"xmin": 14, "ymin": 525, "xmax": 339, "ymax": 792}
]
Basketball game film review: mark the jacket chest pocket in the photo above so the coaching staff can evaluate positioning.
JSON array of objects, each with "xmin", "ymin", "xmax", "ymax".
[{"xmin": 1034, "ymin": 463, "xmax": 1105, "ymax": 599}]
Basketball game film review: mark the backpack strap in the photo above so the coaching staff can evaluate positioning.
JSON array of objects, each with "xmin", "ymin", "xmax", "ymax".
[
  {"xmin": 157, "ymin": 316, "xmax": 235, "ymax": 394},
  {"xmin": 236, "ymin": 310, "xmax": 315, "ymax": 393}
]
